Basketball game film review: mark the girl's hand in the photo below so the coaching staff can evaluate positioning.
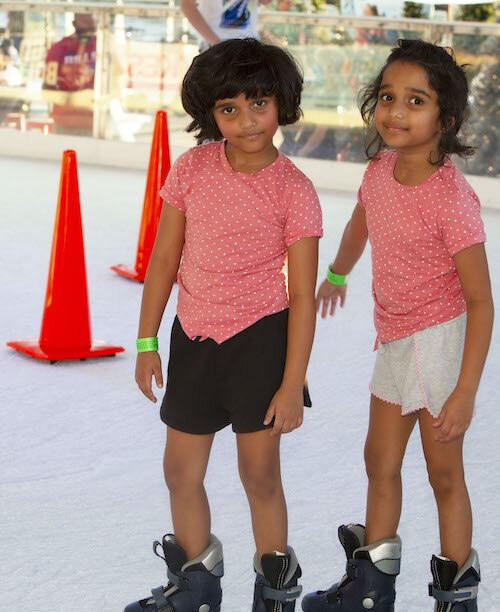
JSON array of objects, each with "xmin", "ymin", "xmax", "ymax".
[
  {"xmin": 316, "ymin": 279, "xmax": 347, "ymax": 318},
  {"xmin": 135, "ymin": 351, "xmax": 164, "ymax": 403},
  {"xmin": 432, "ymin": 388, "xmax": 475, "ymax": 443},
  {"xmin": 264, "ymin": 385, "xmax": 304, "ymax": 437}
]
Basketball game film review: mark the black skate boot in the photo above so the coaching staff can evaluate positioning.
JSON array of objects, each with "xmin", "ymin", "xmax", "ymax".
[
  {"xmin": 301, "ymin": 524, "xmax": 401, "ymax": 611},
  {"xmin": 123, "ymin": 534, "xmax": 223, "ymax": 612},
  {"xmin": 252, "ymin": 547, "xmax": 302, "ymax": 611},
  {"xmin": 429, "ymin": 548, "xmax": 480, "ymax": 611}
]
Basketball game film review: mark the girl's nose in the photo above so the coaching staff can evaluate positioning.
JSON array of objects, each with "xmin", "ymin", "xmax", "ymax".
[
  {"xmin": 389, "ymin": 103, "xmax": 405, "ymax": 119},
  {"xmin": 240, "ymin": 109, "xmax": 257, "ymax": 128}
]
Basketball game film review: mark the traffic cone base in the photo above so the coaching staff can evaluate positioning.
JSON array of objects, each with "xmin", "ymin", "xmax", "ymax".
[
  {"xmin": 110, "ymin": 263, "xmax": 145, "ymax": 283},
  {"xmin": 7, "ymin": 339, "xmax": 125, "ymax": 362},
  {"xmin": 7, "ymin": 150, "xmax": 125, "ymax": 362}
]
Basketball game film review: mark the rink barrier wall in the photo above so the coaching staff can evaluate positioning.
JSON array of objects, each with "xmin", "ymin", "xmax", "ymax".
[{"xmin": 1, "ymin": 130, "xmax": 498, "ymax": 209}]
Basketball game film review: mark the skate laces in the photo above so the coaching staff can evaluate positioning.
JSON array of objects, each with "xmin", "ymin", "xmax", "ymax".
[
  {"xmin": 338, "ymin": 524, "xmax": 364, "ymax": 561},
  {"xmin": 346, "ymin": 562, "xmax": 358, "ymax": 580},
  {"xmin": 429, "ymin": 555, "xmax": 477, "ymax": 612},
  {"xmin": 151, "ymin": 537, "xmax": 191, "ymax": 594},
  {"xmin": 153, "ymin": 540, "xmax": 166, "ymax": 561},
  {"xmin": 153, "ymin": 535, "xmax": 188, "ymax": 571}
]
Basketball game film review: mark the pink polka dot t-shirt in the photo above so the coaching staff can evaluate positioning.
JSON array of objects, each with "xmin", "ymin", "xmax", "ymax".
[
  {"xmin": 358, "ymin": 150, "xmax": 485, "ymax": 343},
  {"xmin": 159, "ymin": 141, "xmax": 323, "ymax": 343}
]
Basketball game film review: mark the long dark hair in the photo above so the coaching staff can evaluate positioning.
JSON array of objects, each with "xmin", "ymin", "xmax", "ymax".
[{"xmin": 359, "ymin": 39, "xmax": 475, "ymax": 164}]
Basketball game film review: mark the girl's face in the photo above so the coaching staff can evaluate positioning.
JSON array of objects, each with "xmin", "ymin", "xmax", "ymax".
[
  {"xmin": 374, "ymin": 61, "xmax": 442, "ymax": 158},
  {"xmin": 212, "ymin": 93, "xmax": 279, "ymax": 156}
]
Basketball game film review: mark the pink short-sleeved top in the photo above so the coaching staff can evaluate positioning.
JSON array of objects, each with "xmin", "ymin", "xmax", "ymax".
[
  {"xmin": 358, "ymin": 150, "xmax": 486, "ymax": 344},
  {"xmin": 159, "ymin": 141, "xmax": 323, "ymax": 343}
]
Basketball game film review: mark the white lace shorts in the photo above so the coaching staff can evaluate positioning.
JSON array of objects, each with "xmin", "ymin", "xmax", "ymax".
[{"xmin": 370, "ymin": 313, "xmax": 466, "ymax": 417}]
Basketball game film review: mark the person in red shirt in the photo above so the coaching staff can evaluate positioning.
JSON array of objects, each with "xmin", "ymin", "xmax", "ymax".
[
  {"xmin": 125, "ymin": 38, "xmax": 323, "ymax": 612},
  {"xmin": 42, "ymin": 13, "xmax": 96, "ymax": 135},
  {"xmin": 302, "ymin": 39, "xmax": 493, "ymax": 612}
]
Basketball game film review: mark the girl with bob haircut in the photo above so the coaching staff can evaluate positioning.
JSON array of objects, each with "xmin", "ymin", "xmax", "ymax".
[
  {"xmin": 302, "ymin": 39, "xmax": 493, "ymax": 612},
  {"xmin": 181, "ymin": 37, "xmax": 303, "ymax": 142},
  {"xmin": 124, "ymin": 38, "xmax": 322, "ymax": 612}
]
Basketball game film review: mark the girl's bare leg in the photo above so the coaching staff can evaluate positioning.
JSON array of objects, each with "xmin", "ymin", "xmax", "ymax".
[
  {"xmin": 418, "ymin": 410, "xmax": 472, "ymax": 567},
  {"xmin": 163, "ymin": 426, "xmax": 215, "ymax": 559},
  {"xmin": 237, "ymin": 430, "xmax": 287, "ymax": 556},
  {"xmin": 364, "ymin": 395, "xmax": 418, "ymax": 544}
]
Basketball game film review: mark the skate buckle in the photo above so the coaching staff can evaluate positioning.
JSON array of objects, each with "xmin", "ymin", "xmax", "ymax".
[
  {"xmin": 167, "ymin": 568, "xmax": 189, "ymax": 590},
  {"xmin": 326, "ymin": 590, "xmax": 342, "ymax": 604},
  {"xmin": 151, "ymin": 586, "xmax": 174, "ymax": 612},
  {"xmin": 260, "ymin": 584, "xmax": 302, "ymax": 602},
  {"xmin": 429, "ymin": 583, "xmax": 478, "ymax": 603},
  {"xmin": 284, "ymin": 585, "xmax": 303, "ymax": 602}
]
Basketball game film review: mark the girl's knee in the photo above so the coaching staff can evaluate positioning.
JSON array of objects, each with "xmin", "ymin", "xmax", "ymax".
[
  {"xmin": 164, "ymin": 456, "xmax": 205, "ymax": 493},
  {"xmin": 427, "ymin": 463, "xmax": 465, "ymax": 498},
  {"xmin": 364, "ymin": 444, "xmax": 402, "ymax": 483},
  {"xmin": 239, "ymin": 464, "xmax": 282, "ymax": 500}
]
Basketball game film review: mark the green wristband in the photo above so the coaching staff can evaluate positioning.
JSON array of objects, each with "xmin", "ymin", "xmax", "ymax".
[
  {"xmin": 136, "ymin": 336, "xmax": 158, "ymax": 352},
  {"xmin": 326, "ymin": 268, "xmax": 347, "ymax": 286}
]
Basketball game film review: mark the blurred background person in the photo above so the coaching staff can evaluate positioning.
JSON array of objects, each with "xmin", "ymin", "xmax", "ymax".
[
  {"xmin": 181, "ymin": 0, "xmax": 272, "ymax": 51},
  {"xmin": 6, "ymin": 11, "xmax": 24, "ymax": 54},
  {"xmin": 354, "ymin": 3, "xmax": 385, "ymax": 45},
  {"xmin": 42, "ymin": 13, "xmax": 96, "ymax": 135},
  {"xmin": 0, "ymin": 38, "xmax": 22, "ymax": 85},
  {"xmin": 0, "ymin": 38, "xmax": 24, "ymax": 123}
]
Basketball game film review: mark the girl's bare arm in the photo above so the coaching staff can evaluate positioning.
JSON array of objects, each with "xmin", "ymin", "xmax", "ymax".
[
  {"xmin": 135, "ymin": 205, "xmax": 185, "ymax": 402},
  {"xmin": 180, "ymin": 0, "xmax": 220, "ymax": 46},
  {"xmin": 265, "ymin": 236, "xmax": 319, "ymax": 436},
  {"xmin": 317, "ymin": 203, "xmax": 368, "ymax": 317},
  {"xmin": 434, "ymin": 243, "xmax": 494, "ymax": 442}
]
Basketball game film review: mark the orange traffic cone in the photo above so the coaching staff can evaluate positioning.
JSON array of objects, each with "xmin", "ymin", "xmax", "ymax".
[
  {"xmin": 111, "ymin": 110, "xmax": 171, "ymax": 282},
  {"xmin": 7, "ymin": 150, "xmax": 125, "ymax": 362}
]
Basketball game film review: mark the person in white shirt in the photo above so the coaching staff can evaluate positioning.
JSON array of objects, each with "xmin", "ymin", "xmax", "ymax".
[{"xmin": 181, "ymin": 0, "xmax": 272, "ymax": 49}]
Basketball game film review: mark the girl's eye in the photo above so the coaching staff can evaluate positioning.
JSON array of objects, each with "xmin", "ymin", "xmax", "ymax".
[
  {"xmin": 409, "ymin": 97, "xmax": 423, "ymax": 105},
  {"xmin": 221, "ymin": 107, "xmax": 235, "ymax": 115},
  {"xmin": 380, "ymin": 93, "xmax": 392, "ymax": 102},
  {"xmin": 254, "ymin": 99, "xmax": 267, "ymax": 108}
]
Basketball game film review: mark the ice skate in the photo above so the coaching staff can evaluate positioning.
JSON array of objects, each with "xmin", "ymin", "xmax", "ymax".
[
  {"xmin": 301, "ymin": 524, "xmax": 401, "ymax": 611},
  {"xmin": 124, "ymin": 534, "xmax": 223, "ymax": 612},
  {"xmin": 429, "ymin": 548, "xmax": 480, "ymax": 611},
  {"xmin": 252, "ymin": 547, "xmax": 302, "ymax": 611}
]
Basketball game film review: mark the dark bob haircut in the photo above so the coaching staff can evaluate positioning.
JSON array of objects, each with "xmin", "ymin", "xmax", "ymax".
[
  {"xmin": 359, "ymin": 39, "xmax": 475, "ymax": 165},
  {"xmin": 181, "ymin": 38, "xmax": 303, "ymax": 141}
]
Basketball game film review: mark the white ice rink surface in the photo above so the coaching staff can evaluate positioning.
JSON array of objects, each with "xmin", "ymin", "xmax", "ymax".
[{"xmin": 1, "ymin": 156, "xmax": 499, "ymax": 612}]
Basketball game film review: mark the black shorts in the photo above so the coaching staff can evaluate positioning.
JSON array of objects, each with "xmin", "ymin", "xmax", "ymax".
[{"xmin": 160, "ymin": 309, "xmax": 311, "ymax": 434}]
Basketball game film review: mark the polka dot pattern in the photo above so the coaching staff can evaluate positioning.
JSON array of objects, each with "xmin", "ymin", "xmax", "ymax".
[
  {"xmin": 159, "ymin": 141, "xmax": 323, "ymax": 343},
  {"xmin": 359, "ymin": 150, "xmax": 486, "ymax": 343}
]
